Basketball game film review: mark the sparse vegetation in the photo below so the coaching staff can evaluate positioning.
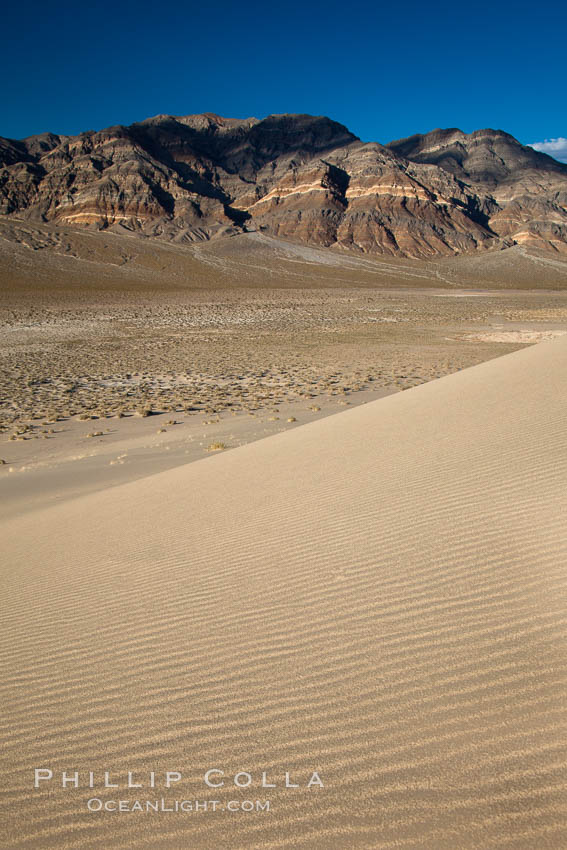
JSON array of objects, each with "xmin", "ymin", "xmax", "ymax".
[{"xmin": 3, "ymin": 264, "xmax": 562, "ymax": 445}]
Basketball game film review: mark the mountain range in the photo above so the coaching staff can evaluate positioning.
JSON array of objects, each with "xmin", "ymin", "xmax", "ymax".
[{"xmin": 2, "ymin": 113, "xmax": 567, "ymax": 258}]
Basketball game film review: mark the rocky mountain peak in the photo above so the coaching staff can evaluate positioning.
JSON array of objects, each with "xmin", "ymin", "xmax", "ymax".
[
  {"xmin": 387, "ymin": 126, "xmax": 567, "ymax": 189},
  {"xmin": 1, "ymin": 113, "xmax": 566, "ymax": 257}
]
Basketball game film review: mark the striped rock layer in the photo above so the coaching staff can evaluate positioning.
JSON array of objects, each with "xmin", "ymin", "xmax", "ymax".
[{"xmin": 1, "ymin": 113, "xmax": 567, "ymax": 258}]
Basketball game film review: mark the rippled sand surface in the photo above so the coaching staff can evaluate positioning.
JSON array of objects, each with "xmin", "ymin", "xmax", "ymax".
[{"xmin": 2, "ymin": 336, "xmax": 567, "ymax": 848}]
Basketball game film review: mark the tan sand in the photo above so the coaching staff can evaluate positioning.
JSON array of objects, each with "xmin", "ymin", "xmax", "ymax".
[
  {"xmin": 0, "ymin": 385, "xmax": 396, "ymax": 519},
  {"xmin": 462, "ymin": 330, "xmax": 567, "ymax": 344},
  {"xmin": 1, "ymin": 336, "xmax": 567, "ymax": 848}
]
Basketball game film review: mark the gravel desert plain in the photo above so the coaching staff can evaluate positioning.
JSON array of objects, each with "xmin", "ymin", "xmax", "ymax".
[
  {"xmin": 2, "ymin": 209, "xmax": 567, "ymax": 849},
  {"xmin": 2, "ymin": 219, "xmax": 567, "ymax": 512}
]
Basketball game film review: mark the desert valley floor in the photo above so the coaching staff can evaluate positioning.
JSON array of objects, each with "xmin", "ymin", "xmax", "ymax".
[
  {"xmin": 2, "ymin": 223, "xmax": 567, "ymax": 848},
  {"xmin": 3, "ymin": 223, "xmax": 567, "ymax": 512}
]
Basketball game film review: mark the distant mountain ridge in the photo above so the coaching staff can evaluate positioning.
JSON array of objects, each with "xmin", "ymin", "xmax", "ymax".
[{"xmin": 1, "ymin": 113, "xmax": 566, "ymax": 258}]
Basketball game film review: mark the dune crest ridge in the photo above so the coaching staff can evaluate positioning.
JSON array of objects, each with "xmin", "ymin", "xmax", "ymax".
[{"xmin": 2, "ymin": 337, "xmax": 567, "ymax": 848}]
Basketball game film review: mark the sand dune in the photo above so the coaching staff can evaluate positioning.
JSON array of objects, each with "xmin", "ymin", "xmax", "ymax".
[{"xmin": 2, "ymin": 337, "xmax": 567, "ymax": 848}]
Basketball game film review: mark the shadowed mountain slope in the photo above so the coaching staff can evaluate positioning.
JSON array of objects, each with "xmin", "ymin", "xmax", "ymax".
[
  {"xmin": 388, "ymin": 128, "xmax": 567, "ymax": 253},
  {"xmin": 2, "ymin": 113, "xmax": 567, "ymax": 257}
]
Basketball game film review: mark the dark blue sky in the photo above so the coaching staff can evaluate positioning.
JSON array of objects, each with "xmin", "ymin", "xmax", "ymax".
[{"xmin": 2, "ymin": 0, "xmax": 565, "ymax": 147}]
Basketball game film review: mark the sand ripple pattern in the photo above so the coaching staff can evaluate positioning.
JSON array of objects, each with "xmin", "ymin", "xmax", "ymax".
[{"xmin": 2, "ymin": 337, "xmax": 567, "ymax": 848}]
